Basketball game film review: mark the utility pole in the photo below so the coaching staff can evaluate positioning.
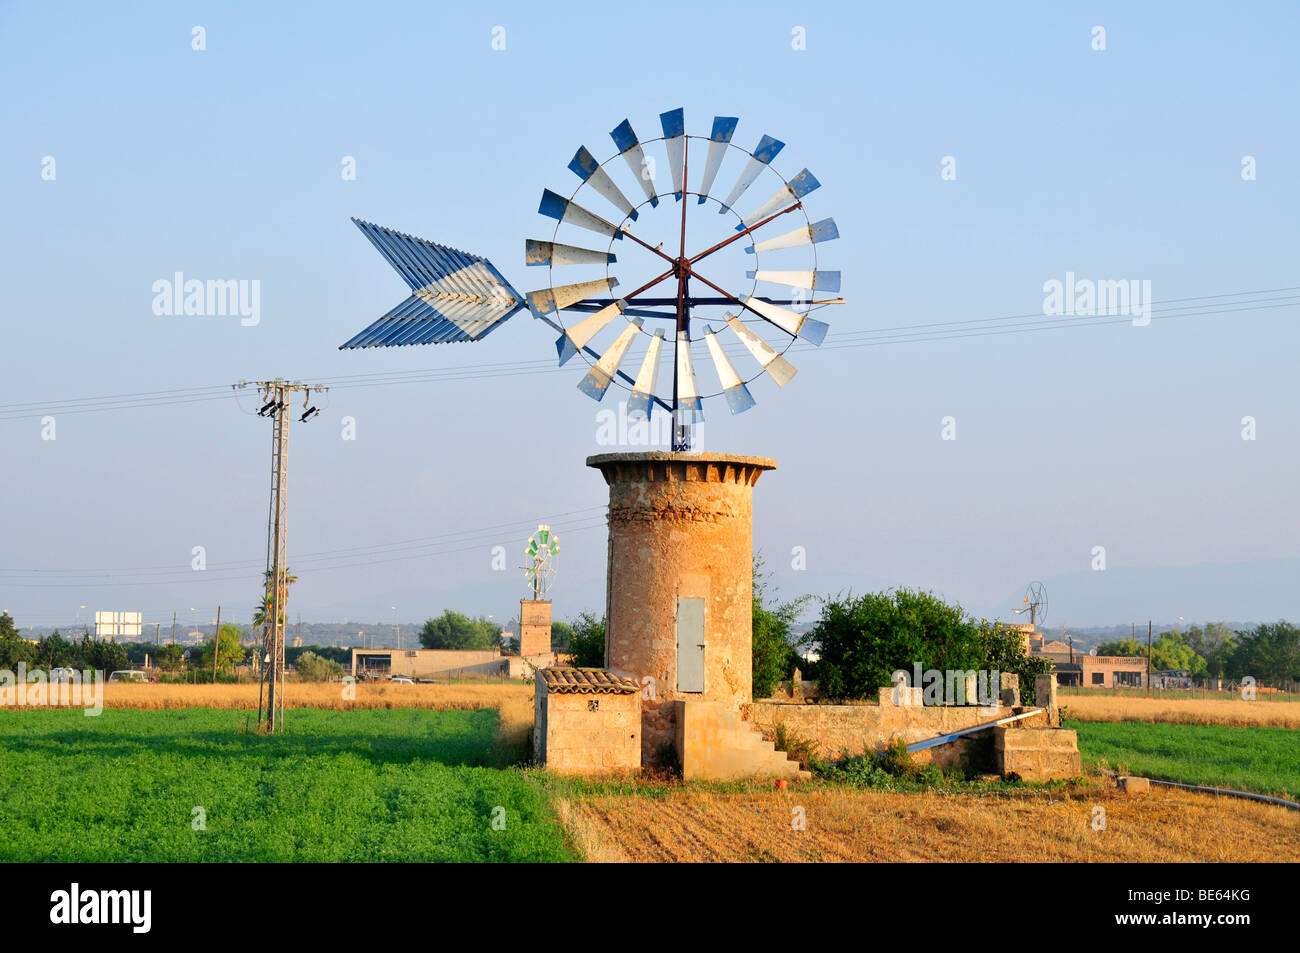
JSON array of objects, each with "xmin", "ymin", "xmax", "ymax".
[
  {"xmin": 171, "ymin": 611, "xmax": 177, "ymax": 646},
  {"xmin": 212, "ymin": 605, "xmax": 222, "ymax": 684},
  {"xmin": 1146, "ymin": 620, "xmax": 1153, "ymax": 697},
  {"xmin": 235, "ymin": 379, "xmax": 326, "ymax": 734}
]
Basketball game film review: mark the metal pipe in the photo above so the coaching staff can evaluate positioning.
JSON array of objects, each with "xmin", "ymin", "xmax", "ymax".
[{"xmin": 905, "ymin": 708, "xmax": 1046, "ymax": 754}]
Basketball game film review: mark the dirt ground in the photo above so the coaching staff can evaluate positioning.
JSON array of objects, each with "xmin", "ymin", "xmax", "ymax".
[{"xmin": 555, "ymin": 781, "xmax": 1300, "ymax": 862}]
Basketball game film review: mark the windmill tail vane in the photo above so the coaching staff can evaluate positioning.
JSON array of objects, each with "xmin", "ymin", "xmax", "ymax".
[{"xmin": 343, "ymin": 108, "xmax": 847, "ymax": 450}]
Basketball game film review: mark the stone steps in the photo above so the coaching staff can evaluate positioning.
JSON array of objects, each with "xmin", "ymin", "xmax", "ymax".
[{"xmin": 677, "ymin": 700, "xmax": 812, "ymax": 781}]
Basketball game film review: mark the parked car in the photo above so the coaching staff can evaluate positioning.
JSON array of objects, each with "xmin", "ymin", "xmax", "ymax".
[
  {"xmin": 389, "ymin": 675, "xmax": 414, "ymax": 684},
  {"xmin": 107, "ymin": 670, "xmax": 147, "ymax": 683}
]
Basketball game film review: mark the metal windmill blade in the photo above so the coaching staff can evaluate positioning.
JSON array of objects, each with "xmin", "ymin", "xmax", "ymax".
[
  {"xmin": 718, "ymin": 134, "xmax": 784, "ymax": 212},
  {"xmin": 610, "ymin": 118, "xmax": 659, "ymax": 207},
  {"xmin": 697, "ymin": 116, "xmax": 738, "ymax": 204},
  {"xmin": 345, "ymin": 108, "xmax": 847, "ymax": 451}
]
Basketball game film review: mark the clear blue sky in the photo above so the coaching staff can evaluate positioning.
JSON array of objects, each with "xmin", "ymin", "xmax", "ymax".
[{"xmin": 2, "ymin": 1, "xmax": 1297, "ymax": 632}]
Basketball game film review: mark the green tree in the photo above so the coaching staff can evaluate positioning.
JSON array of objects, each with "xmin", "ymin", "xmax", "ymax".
[
  {"xmin": 975, "ymin": 619, "xmax": 1053, "ymax": 705},
  {"xmin": 1184, "ymin": 622, "xmax": 1238, "ymax": 677},
  {"xmin": 201, "ymin": 624, "xmax": 247, "ymax": 673},
  {"xmin": 1096, "ymin": 637, "xmax": 1144, "ymax": 656},
  {"xmin": 156, "ymin": 643, "xmax": 185, "ymax": 673},
  {"xmin": 550, "ymin": 620, "xmax": 576, "ymax": 653},
  {"xmin": 253, "ymin": 567, "xmax": 299, "ymax": 630},
  {"xmin": 1147, "ymin": 633, "xmax": 1207, "ymax": 676},
  {"xmin": 294, "ymin": 651, "xmax": 345, "ymax": 681},
  {"xmin": 0, "ymin": 613, "xmax": 37, "ymax": 669},
  {"xmin": 1228, "ymin": 621, "xmax": 1300, "ymax": 682},
  {"xmin": 806, "ymin": 589, "xmax": 984, "ymax": 702},
  {"xmin": 751, "ymin": 559, "xmax": 810, "ymax": 698},
  {"xmin": 35, "ymin": 630, "xmax": 76, "ymax": 670},
  {"xmin": 567, "ymin": 612, "xmax": 606, "ymax": 668},
  {"xmin": 419, "ymin": 609, "xmax": 499, "ymax": 650},
  {"xmin": 75, "ymin": 635, "xmax": 128, "ymax": 675}
]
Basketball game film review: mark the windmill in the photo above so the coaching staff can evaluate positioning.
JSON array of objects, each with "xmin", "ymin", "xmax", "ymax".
[
  {"xmin": 1014, "ymin": 581, "xmax": 1049, "ymax": 630},
  {"xmin": 524, "ymin": 524, "xmax": 560, "ymax": 601},
  {"xmin": 341, "ymin": 108, "xmax": 845, "ymax": 449}
]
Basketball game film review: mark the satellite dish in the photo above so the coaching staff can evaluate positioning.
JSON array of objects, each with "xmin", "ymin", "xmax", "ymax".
[
  {"xmin": 1089, "ymin": 648, "xmax": 1097, "ymax": 657},
  {"xmin": 343, "ymin": 109, "xmax": 846, "ymax": 452}
]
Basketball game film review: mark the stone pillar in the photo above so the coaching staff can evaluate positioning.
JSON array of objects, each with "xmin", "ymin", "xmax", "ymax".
[
  {"xmin": 587, "ymin": 452, "xmax": 776, "ymax": 767},
  {"xmin": 519, "ymin": 599, "xmax": 552, "ymax": 657},
  {"xmin": 1000, "ymin": 672, "xmax": 1020, "ymax": 707},
  {"xmin": 1035, "ymin": 672, "xmax": 1059, "ymax": 726}
]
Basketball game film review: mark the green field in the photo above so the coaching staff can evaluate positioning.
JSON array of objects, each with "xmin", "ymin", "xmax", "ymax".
[
  {"xmin": 1066, "ymin": 719, "xmax": 1300, "ymax": 800},
  {"xmin": 0, "ymin": 708, "xmax": 572, "ymax": 862}
]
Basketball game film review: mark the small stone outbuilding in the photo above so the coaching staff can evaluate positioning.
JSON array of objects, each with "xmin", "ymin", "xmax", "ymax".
[{"xmin": 533, "ymin": 667, "xmax": 641, "ymax": 774}]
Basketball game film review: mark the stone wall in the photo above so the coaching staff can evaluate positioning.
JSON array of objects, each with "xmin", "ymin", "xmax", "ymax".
[{"xmin": 747, "ymin": 692, "xmax": 1011, "ymax": 766}]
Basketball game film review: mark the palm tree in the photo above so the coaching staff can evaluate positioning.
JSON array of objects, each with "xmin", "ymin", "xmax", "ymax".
[{"xmin": 252, "ymin": 567, "xmax": 298, "ymax": 630}]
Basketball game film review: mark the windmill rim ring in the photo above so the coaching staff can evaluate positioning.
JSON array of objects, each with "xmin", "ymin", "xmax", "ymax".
[{"xmin": 546, "ymin": 132, "xmax": 817, "ymax": 401}]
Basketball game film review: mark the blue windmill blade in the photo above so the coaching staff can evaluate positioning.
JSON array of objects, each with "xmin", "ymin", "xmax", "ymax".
[
  {"xmin": 627, "ymin": 329, "xmax": 665, "ymax": 419},
  {"xmin": 610, "ymin": 119, "xmax": 659, "ymax": 207},
  {"xmin": 745, "ymin": 269, "xmax": 841, "ymax": 293},
  {"xmin": 736, "ymin": 169, "xmax": 820, "ymax": 230},
  {"xmin": 704, "ymin": 325, "xmax": 756, "ymax": 414},
  {"xmin": 718, "ymin": 134, "xmax": 784, "ymax": 213},
  {"xmin": 746, "ymin": 217, "xmax": 840, "ymax": 254},
  {"xmin": 674, "ymin": 331, "xmax": 704, "ymax": 423},
  {"xmin": 568, "ymin": 145, "xmax": 638, "ymax": 221},
  {"xmin": 660, "ymin": 107, "xmax": 686, "ymax": 200},
  {"xmin": 697, "ymin": 116, "xmax": 738, "ymax": 204},
  {"xmin": 577, "ymin": 318, "xmax": 644, "ymax": 400},
  {"xmin": 539, "ymin": 189, "xmax": 625, "ymax": 240},
  {"xmin": 525, "ymin": 239, "xmax": 617, "ymax": 267},
  {"xmin": 342, "ymin": 218, "xmax": 525, "ymax": 349}
]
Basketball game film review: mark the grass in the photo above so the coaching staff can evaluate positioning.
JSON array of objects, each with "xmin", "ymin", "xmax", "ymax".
[
  {"xmin": 1062, "ymin": 693, "xmax": 1300, "ymax": 728},
  {"xmin": 1066, "ymin": 719, "xmax": 1300, "ymax": 800},
  {"xmin": 0, "ymin": 707, "xmax": 571, "ymax": 862}
]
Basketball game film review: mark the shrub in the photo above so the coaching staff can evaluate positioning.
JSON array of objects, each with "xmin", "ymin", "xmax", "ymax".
[
  {"xmin": 567, "ymin": 612, "xmax": 606, "ymax": 668},
  {"xmin": 295, "ymin": 651, "xmax": 345, "ymax": 682}
]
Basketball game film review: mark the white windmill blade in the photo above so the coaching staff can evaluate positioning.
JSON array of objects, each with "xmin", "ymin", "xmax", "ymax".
[
  {"xmin": 736, "ymin": 169, "xmax": 820, "ymax": 229},
  {"xmin": 526, "ymin": 277, "xmax": 619, "ymax": 318},
  {"xmin": 526, "ymin": 239, "xmax": 617, "ymax": 267},
  {"xmin": 718, "ymin": 134, "xmax": 784, "ymax": 213},
  {"xmin": 704, "ymin": 326, "xmax": 757, "ymax": 415},
  {"xmin": 610, "ymin": 119, "xmax": 659, "ymax": 207},
  {"xmin": 627, "ymin": 329, "xmax": 665, "ymax": 419},
  {"xmin": 675, "ymin": 330, "xmax": 704, "ymax": 422},
  {"xmin": 745, "ymin": 217, "xmax": 839, "ymax": 254},
  {"xmin": 745, "ymin": 269, "xmax": 841, "ymax": 292},
  {"xmin": 697, "ymin": 116, "xmax": 738, "ymax": 204},
  {"xmin": 660, "ymin": 107, "xmax": 685, "ymax": 200},
  {"xmin": 539, "ymin": 189, "xmax": 624, "ymax": 240},
  {"xmin": 568, "ymin": 145, "xmax": 639, "ymax": 222},
  {"xmin": 577, "ymin": 318, "xmax": 644, "ymax": 400},
  {"xmin": 555, "ymin": 299, "xmax": 626, "ymax": 365},
  {"xmin": 741, "ymin": 294, "xmax": 829, "ymax": 345},
  {"xmin": 724, "ymin": 313, "xmax": 797, "ymax": 388}
]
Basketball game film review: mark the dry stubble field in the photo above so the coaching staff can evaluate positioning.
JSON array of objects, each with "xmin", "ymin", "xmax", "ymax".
[
  {"xmin": 554, "ymin": 783, "xmax": 1300, "ymax": 862},
  {"xmin": 1062, "ymin": 692, "xmax": 1300, "ymax": 728}
]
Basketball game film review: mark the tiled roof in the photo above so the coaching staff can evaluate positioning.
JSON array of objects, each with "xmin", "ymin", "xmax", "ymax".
[{"xmin": 540, "ymin": 667, "xmax": 639, "ymax": 695}]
